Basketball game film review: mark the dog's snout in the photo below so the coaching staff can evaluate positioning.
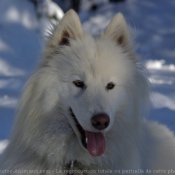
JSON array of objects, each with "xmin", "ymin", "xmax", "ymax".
[{"xmin": 92, "ymin": 114, "xmax": 110, "ymax": 130}]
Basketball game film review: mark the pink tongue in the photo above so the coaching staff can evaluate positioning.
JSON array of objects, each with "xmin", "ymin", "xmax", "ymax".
[{"xmin": 85, "ymin": 131, "xmax": 105, "ymax": 157}]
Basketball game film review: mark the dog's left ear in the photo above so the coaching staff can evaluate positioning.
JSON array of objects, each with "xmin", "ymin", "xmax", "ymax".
[
  {"xmin": 104, "ymin": 13, "xmax": 132, "ymax": 51},
  {"xmin": 48, "ymin": 10, "xmax": 83, "ymax": 48}
]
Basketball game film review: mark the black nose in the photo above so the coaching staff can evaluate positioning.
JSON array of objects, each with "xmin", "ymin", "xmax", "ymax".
[{"xmin": 91, "ymin": 113, "xmax": 110, "ymax": 130}]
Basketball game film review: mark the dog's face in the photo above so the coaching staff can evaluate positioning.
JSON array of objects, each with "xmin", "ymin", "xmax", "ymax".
[
  {"xmin": 41, "ymin": 10, "xmax": 145, "ymax": 157},
  {"xmin": 55, "ymin": 36, "xmax": 137, "ymax": 157}
]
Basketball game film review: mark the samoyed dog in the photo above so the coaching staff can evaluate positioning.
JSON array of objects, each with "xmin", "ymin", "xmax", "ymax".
[{"xmin": 1, "ymin": 10, "xmax": 175, "ymax": 175}]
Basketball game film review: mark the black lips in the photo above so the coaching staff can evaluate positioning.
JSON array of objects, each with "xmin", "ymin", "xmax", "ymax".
[{"xmin": 69, "ymin": 108, "xmax": 87, "ymax": 149}]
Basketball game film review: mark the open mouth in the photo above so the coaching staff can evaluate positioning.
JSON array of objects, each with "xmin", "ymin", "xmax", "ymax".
[
  {"xmin": 69, "ymin": 108, "xmax": 87, "ymax": 149},
  {"xmin": 69, "ymin": 108, "xmax": 106, "ymax": 157}
]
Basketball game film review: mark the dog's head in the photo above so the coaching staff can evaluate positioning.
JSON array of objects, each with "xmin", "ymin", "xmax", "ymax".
[
  {"xmin": 17, "ymin": 10, "xmax": 148, "ymax": 158},
  {"xmin": 38, "ymin": 10, "xmax": 148, "ymax": 157}
]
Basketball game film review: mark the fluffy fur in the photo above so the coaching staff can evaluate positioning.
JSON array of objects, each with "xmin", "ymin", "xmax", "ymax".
[{"xmin": 1, "ymin": 10, "xmax": 175, "ymax": 175}]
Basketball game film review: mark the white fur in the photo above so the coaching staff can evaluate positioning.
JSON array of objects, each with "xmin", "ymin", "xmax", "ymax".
[{"xmin": 1, "ymin": 10, "xmax": 175, "ymax": 175}]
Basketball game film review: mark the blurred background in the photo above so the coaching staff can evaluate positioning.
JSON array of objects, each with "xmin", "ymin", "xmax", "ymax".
[{"xmin": 0, "ymin": 0, "xmax": 175, "ymax": 155}]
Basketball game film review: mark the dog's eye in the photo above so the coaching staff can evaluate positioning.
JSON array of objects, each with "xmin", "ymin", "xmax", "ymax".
[
  {"xmin": 106, "ymin": 82, "xmax": 115, "ymax": 90},
  {"xmin": 73, "ymin": 80, "xmax": 85, "ymax": 89}
]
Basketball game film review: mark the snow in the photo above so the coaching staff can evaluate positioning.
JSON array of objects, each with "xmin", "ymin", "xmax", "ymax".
[
  {"xmin": 151, "ymin": 92, "xmax": 175, "ymax": 111},
  {"xmin": 0, "ymin": 95, "xmax": 18, "ymax": 109},
  {"xmin": 0, "ymin": 140, "xmax": 8, "ymax": 154},
  {"xmin": 37, "ymin": 0, "xmax": 64, "ymax": 21},
  {"xmin": 0, "ymin": 0, "xmax": 175, "ymax": 156},
  {"xmin": 146, "ymin": 60, "xmax": 175, "ymax": 71},
  {"xmin": 0, "ymin": 59, "xmax": 26, "ymax": 76}
]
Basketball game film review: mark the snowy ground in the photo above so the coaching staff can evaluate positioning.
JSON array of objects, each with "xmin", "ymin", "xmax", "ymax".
[{"xmin": 0, "ymin": 0, "xmax": 175, "ymax": 155}]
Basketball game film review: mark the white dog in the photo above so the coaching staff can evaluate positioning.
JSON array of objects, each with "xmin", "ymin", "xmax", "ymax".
[{"xmin": 0, "ymin": 10, "xmax": 175, "ymax": 175}]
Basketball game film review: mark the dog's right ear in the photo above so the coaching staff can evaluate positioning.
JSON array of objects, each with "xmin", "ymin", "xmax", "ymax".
[{"xmin": 48, "ymin": 10, "xmax": 83, "ymax": 47}]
